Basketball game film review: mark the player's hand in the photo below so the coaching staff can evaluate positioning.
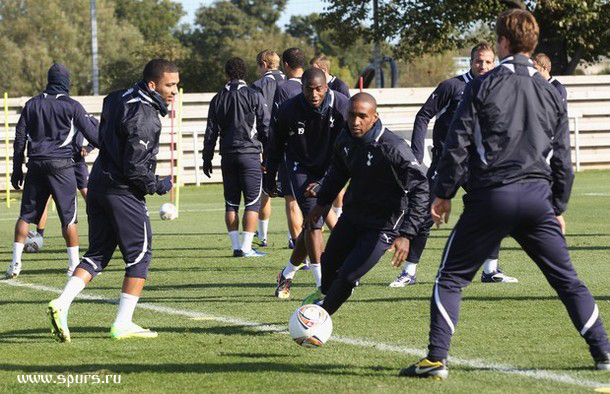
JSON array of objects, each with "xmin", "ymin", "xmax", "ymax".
[
  {"xmin": 156, "ymin": 176, "xmax": 173, "ymax": 195},
  {"xmin": 431, "ymin": 197, "xmax": 451, "ymax": 228},
  {"xmin": 304, "ymin": 182, "xmax": 321, "ymax": 198},
  {"xmin": 11, "ymin": 167, "xmax": 24, "ymax": 190},
  {"xmin": 81, "ymin": 147, "xmax": 89, "ymax": 157},
  {"xmin": 556, "ymin": 215, "xmax": 566, "ymax": 235},
  {"xmin": 203, "ymin": 160, "xmax": 213, "ymax": 178},
  {"xmin": 305, "ymin": 204, "xmax": 325, "ymax": 229},
  {"xmin": 390, "ymin": 237, "xmax": 410, "ymax": 267}
]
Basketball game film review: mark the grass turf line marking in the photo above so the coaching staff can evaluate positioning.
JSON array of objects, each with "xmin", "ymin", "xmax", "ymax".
[{"xmin": 2, "ymin": 279, "xmax": 609, "ymax": 389}]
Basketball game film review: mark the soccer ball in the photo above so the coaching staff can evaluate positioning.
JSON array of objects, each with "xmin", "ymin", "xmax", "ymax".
[
  {"xmin": 159, "ymin": 203, "xmax": 178, "ymax": 220},
  {"xmin": 289, "ymin": 304, "xmax": 333, "ymax": 348},
  {"xmin": 24, "ymin": 231, "xmax": 44, "ymax": 253}
]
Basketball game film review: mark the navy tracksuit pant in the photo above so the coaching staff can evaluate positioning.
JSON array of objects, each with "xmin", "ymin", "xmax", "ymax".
[
  {"xmin": 321, "ymin": 216, "xmax": 395, "ymax": 315},
  {"xmin": 427, "ymin": 180, "xmax": 610, "ymax": 360}
]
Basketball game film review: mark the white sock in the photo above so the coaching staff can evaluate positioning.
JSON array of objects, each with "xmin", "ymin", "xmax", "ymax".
[
  {"xmin": 12, "ymin": 242, "xmax": 24, "ymax": 264},
  {"xmin": 311, "ymin": 263, "xmax": 322, "ymax": 288},
  {"xmin": 282, "ymin": 261, "xmax": 301, "ymax": 280},
  {"xmin": 404, "ymin": 262, "xmax": 417, "ymax": 276},
  {"xmin": 241, "ymin": 231, "xmax": 255, "ymax": 253},
  {"xmin": 258, "ymin": 219, "xmax": 269, "ymax": 240},
  {"xmin": 57, "ymin": 276, "xmax": 86, "ymax": 310},
  {"xmin": 228, "ymin": 231, "xmax": 240, "ymax": 250},
  {"xmin": 332, "ymin": 206, "xmax": 343, "ymax": 219},
  {"xmin": 483, "ymin": 258, "xmax": 498, "ymax": 274},
  {"xmin": 114, "ymin": 292, "xmax": 139, "ymax": 327},
  {"xmin": 67, "ymin": 246, "xmax": 80, "ymax": 271}
]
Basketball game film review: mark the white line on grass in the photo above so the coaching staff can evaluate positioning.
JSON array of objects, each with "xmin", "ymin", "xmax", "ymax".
[{"xmin": 1, "ymin": 279, "xmax": 608, "ymax": 389}]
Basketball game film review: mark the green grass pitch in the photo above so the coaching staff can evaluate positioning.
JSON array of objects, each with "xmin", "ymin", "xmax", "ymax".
[{"xmin": 1, "ymin": 170, "xmax": 609, "ymax": 393}]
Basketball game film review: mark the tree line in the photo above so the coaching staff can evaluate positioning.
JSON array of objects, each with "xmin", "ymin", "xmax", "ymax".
[{"xmin": 1, "ymin": 0, "xmax": 608, "ymax": 97}]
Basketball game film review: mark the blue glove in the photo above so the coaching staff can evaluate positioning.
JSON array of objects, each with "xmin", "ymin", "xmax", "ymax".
[{"xmin": 156, "ymin": 176, "xmax": 173, "ymax": 195}]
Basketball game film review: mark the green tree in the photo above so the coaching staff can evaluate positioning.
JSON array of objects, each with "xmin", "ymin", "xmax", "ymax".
[
  {"xmin": 107, "ymin": 0, "xmax": 190, "ymax": 91},
  {"xmin": 113, "ymin": 0, "xmax": 184, "ymax": 41},
  {"xmin": 321, "ymin": 0, "xmax": 610, "ymax": 75},
  {"xmin": 0, "ymin": 0, "xmax": 145, "ymax": 96},
  {"xmin": 285, "ymin": 13, "xmax": 374, "ymax": 88},
  {"xmin": 177, "ymin": 0, "xmax": 306, "ymax": 92}
]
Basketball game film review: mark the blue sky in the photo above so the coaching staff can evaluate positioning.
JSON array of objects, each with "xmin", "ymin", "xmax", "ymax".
[{"xmin": 177, "ymin": 0, "xmax": 331, "ymax": 29}]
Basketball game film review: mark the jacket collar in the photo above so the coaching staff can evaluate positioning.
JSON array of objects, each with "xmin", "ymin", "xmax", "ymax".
[
  {"xmin": 358, "ymin": 119, "xmax": 384, "ymax": 144},
  {"xmin": 500, "ymin": 54, "xmax": 534, "ymax": 66},
  {"xmin": 225, "ymin": 80, "xmax": 248, "ymax": 91},
  {"xmin": 136, "ymin": 80, "xmax": 169, "ymax": 117}
]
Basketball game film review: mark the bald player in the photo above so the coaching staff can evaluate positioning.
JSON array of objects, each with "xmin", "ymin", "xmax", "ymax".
[{"xmin": 301, "ymin": 92, "xmax": 429, "ymax": 312}]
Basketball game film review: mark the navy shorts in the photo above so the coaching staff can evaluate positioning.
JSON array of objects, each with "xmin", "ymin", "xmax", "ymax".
[
  {"xmin": 74, "ymin": 160, "xmax": 90, "ymax": 190},
  {"xmin": 19, "ymin": 159, "xmax": 77, "ymax": 227},
  {"xmin": 77, "ymin": 191, "xmax": 152, "ymax": 279},
  {"xmin": 221, "ymin": 153, "xmax": 262, "ymax": 212},
  {"xmin": 285, "ymin": 158, "xmax": 323, "ymax": 229}
]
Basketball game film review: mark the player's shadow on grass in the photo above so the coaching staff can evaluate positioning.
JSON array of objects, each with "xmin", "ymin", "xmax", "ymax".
[
  {"xmin": 350, "ymin": 294, "xmax": 610, "ymax": 303},
  {"xmin": 154, "ymin": 325, "xmax": 282, "ymax": 337},
  {"xmin": 155, "ymin": 232, "xmax": 231, "ymax": 237},
  {"xmin": 10, "ymin": 268, "xmax": 67, "ymax": 275},
  {"xmin": 0, "ymin": 361, "xmax": 394, "ymax": 376},
  {"xmin": 0, "ymin": 326, "xmax": 110, "ymax": 343},
  {"xmin": 143, "ymin": 282, "xmax": 315, "ymax": 291},
  {"xmin": 154, "ymin": 246, "xmax": 228, "ymax": 252}
]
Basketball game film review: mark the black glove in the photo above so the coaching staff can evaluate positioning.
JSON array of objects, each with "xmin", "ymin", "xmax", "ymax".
[
  {"xmin": 156, "ymin": 176, "xmax": 173, "ymax": 195},
  {"xmin": 11, "ymin": 167, "xmax": 24, "ymax": 190},
  {"xmin": 203, "ymin": 160, "xmax": 213, "ymax": 178}
]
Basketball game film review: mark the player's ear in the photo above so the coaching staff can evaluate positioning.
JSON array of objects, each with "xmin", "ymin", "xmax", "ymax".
[{"xmin": 147, "ymin": 80, "xmax": 156, "ymax": 92}]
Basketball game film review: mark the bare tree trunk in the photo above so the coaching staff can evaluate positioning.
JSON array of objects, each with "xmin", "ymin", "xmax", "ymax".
[{"xmin": 566, "ymin": 45, "xmax": 584, "ymax": 75}]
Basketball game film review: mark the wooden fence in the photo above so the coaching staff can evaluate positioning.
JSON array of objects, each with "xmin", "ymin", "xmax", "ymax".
[{"xmin": 2, "ymin": 75, "xmax": 610, "ymax": 191}]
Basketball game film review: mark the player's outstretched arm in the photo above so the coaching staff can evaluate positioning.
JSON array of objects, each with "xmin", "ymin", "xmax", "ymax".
[
  {"xmin": 411, "ymin": 83, "xmax": 450, "ymax": 163},
  {"xmin": 73, "ymin": 104, "xmax": 100, "ymax": 149}
]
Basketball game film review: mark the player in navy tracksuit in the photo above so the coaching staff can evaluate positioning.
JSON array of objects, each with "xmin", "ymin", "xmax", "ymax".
[
  {"xmin": 310, "ymin": 54, "xmax": 351, "ymax": 228},
  {"xmin": 251, "ymin": 49, "xmax": 285, "ymax": 247},
  {"xmin": 35, "ymin": 118, "xmax": 99, "ymax": 247},
  {"xmin": 390, "ymin": 43, "xmax": 519, "ymax": 287},
  {"xmin": 7, "ymin": 63, "xmax": 99, "ymax": 279},
  {"xmin": 533, "ymin": 53, "xmax": 568, "ymax": 110},
  {"xmin": 269, "ymin": 48, "xmax": 307, "ymax": 249},
  {"xmin": 265, "ymin": 68, "xmax": 349, "ymax": 299},
  {"xmin": 48, "ymin": 59, "xmax": 178, "ymax": 342},
  {"xmin": 302, "ymin": 93, "xmax": 429, "ymax": 313},
  {"xmin": 400, "ymin": 10, "xmax": 610, "ymax": 379},
  {"xmin": 203, "ymin": 57, "xmax": 270, "ymax": 257}
]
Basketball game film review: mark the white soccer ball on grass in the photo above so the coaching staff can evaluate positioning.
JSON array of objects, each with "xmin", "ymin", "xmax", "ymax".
[
  {"xmin": 159, "ymin": 203, "xmax": 178, "ymax": 221},
  {"xmin": 289, "ymin": 304, "xmax": 333, "ymax": 348},
  {"xmin": 24, "ymin": 230, "xmax": 44, "ymax": 253}
]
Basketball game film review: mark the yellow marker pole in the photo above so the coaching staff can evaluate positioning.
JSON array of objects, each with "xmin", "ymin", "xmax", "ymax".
[
  {"xmin": 176, "ymin": 88, "xmax": 183, "ymax": 215},
  {"xmin": 4, "ymin": 92, "xmax": 10, "ymax": 208}
]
